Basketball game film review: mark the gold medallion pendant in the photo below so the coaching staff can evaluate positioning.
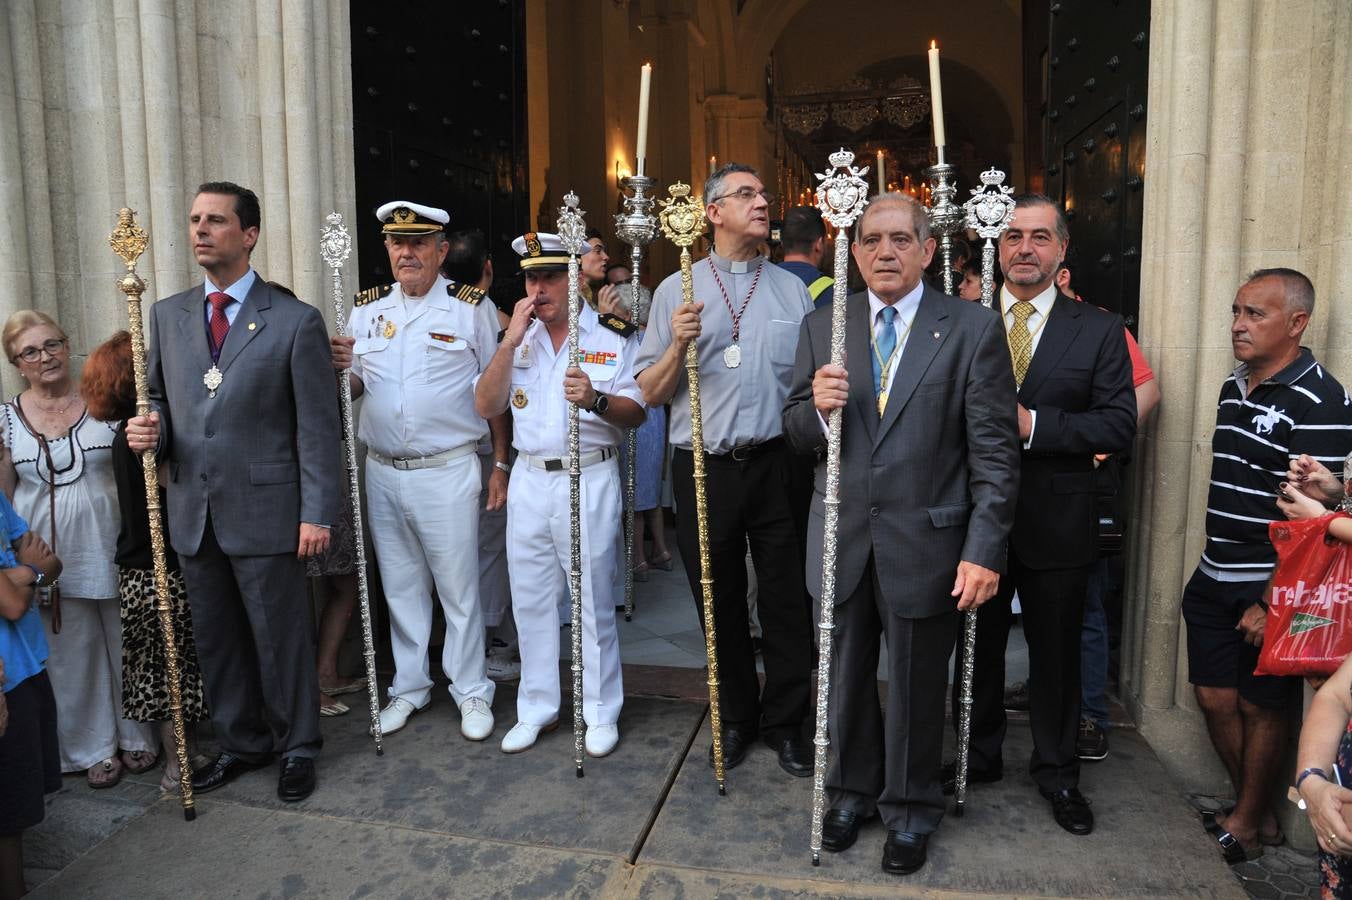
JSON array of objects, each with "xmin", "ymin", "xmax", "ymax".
[
  {"xmin": 382, "ymin": 320, "xmax": 397, "ymax": 339},
  {"xmin": 204, "ymin": 365, "xmax": 223, "ymax": 398},
  {"xmin": 511, "ymin": 388, "xmax": 528, "ymax": 409}
]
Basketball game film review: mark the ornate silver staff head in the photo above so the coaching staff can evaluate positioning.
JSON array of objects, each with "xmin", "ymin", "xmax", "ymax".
[
  {"xmin": 814, "ymin": 148, "xmax": 870, "ymax": 229},
  {"xmin": 963, "ymin": 168, "xmax": 1016, "ymax": 239},
  {"xmin": 320, "ymin": 212, "xmax": 352, "ymax": 269},
  {"xmin": 558, "ymin": 191, "xmax": 588, "ymax": 257}
]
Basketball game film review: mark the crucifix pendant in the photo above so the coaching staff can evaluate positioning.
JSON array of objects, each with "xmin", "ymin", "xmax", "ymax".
[{"xmin": 204, "ymin": 365, "xmax": 223, "ymax": 398}]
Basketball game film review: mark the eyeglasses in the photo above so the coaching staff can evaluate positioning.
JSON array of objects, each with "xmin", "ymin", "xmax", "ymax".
[
  {"xmin": 712, "ymin": 187, "xmax": 776, "ymax": 205},
  {"xmin": 13, "ymin": 338, "xmax": 67, "ymax": 364}
]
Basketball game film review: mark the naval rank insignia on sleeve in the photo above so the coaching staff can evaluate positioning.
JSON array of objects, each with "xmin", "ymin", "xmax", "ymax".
[
  {"xmin": 446, "ymin": 280, "xmax": 485, "ymax": 305},
  {"xmin": 353, "ymin": 284, "xmax": 393, "ymax": 307},
  {"xmin": 598, "ymin": 313, "xmax": 637, "ymax": 337}
]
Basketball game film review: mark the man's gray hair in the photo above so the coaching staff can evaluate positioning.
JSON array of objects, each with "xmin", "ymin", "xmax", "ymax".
[
  {"xmin": 855, "ymin": 193, "xmax": 931, "ymax": 245},
  {"xmin": 1247, "ymin": 267, "xmax": 1316, "ymax": 316},
  {"xmin": 704, "ymin": 163, "xmax": 760, "ymax": 207}
]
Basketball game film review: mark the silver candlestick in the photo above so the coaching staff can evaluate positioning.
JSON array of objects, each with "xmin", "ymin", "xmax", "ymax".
[
  {"xmin": 614, "ymin": 173, "xmax": 659, "ymax": 624},
  {"xmin": 925, "ymin": 162, "xmax": 965, "ymax": 294}
]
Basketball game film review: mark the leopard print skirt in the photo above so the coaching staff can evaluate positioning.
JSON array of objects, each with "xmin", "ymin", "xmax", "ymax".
[{"xmin": 118, "ymin": 567, "xmax": 209, "ymax": 723}]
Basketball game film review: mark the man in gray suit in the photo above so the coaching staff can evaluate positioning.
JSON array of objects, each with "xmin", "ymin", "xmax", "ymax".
[
  {"xmin": 783, "ymin": 193, "xmax": 1019, "ymax": 875},
  {"xmin": 127, "ymin": 182, "xmax": 340, "ymax": 803}
]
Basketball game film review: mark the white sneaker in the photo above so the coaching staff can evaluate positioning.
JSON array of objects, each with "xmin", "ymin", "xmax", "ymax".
[
  {"xmin": 374, "ymin": 696, "xmax": 423, "ymax": 736},
  {"xmin": 460, "ymin": 698, "xmax": 495, "ymax": 741},
  {"xmin": 485, "ymin": 648, "xmax": 521, "ymax": 681},
  {"xmin": 585, "ymin": 724, "xmax": 620, "ymax": 758},
  {"xmin": 500, "ymin": 719, "xmax": 558, "ymax": 753}
]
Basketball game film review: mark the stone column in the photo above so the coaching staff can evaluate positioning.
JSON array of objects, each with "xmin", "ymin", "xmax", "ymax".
[
  {"xmin": 0, "ymin": 0, "xmax": 356, "ymax": 396},
  {"xmin": 1126, "ymin": 0, "xmax": 1352, "ymax": 811}
]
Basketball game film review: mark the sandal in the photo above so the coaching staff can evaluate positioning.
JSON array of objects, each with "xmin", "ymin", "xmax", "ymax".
[
  {"xmin": 1204, "ymin": 808, "xmax": 1283, "ymax": 846},
  {"xmin": 320, "ymin": 699, "xmax": 350, "ymax": 717},
  {"xmin": 1216, "ymin": 829, "xmax": 1263, "ymax": 865},
  {"xmin": 160, "ymin": 766, "xmax": 184, "ymax": 793},
  {"xmin": 88, "ymin": 757, "xmax": 123, "ymax": 789},
  {"xmin": 649, "ymin": 551, "xmax": 674, "ymax": 571},
  {"xmin": 319, "ymin": 676, "xmax": 366, "ymax": 697},
  {"xmin": 121, "ymin": 749, "xmax": 159, "ymax": 774},
  {"xmin": 633, "ymin": 562, "xmax": 651, "ymax": 583}
]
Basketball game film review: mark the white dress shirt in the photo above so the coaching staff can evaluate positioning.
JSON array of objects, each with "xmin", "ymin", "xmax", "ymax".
[
  {"xmin": 1000, "ymin": 282, "xmax": 1058, "ymax": 447},
  {"xmin": 202, "ymin": 267, "xmax": 256, "ymax": 328}
]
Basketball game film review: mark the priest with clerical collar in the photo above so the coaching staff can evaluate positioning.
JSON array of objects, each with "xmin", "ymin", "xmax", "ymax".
[{"xmin": 635, "ymin": 163, "xmax": 816, "ymax": 778}]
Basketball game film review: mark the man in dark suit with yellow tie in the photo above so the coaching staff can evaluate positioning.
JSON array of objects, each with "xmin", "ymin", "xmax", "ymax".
[
  {"xmin": 783, "ymin": 193, "xmax": 1020, "ymax": 875},
  {"xmin": 945, "ymin": 194, "xmax": 1136, "ymax": 837}
]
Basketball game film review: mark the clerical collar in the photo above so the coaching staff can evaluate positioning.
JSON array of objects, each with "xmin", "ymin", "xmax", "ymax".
[{"xmin": 708, "ymin": 249, "xmax": 765, "ymax": 275}]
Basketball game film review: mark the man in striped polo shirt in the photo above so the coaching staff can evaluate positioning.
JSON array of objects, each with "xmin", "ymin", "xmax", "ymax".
[{"xmin": 1184, "ymin": 268, "xmax": 1352, "ymax": 864}]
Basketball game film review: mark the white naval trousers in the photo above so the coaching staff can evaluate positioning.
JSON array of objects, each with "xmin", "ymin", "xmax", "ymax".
[
  {"xmin": 365, "ymin": 452, "xmax": 493, "ymax": 708},
  {"xmin": 507, "ymin": 456, "xmax": 624, "ymax": 727}
]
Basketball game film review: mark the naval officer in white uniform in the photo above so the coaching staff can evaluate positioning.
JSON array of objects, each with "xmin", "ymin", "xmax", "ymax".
[
  {"xmin": 474, "ymin": 231, "xmax": 645, "ymax": 757},
  {"xmin": 332, "ymin": 201, "xmax": 507, "ymax": 741}
]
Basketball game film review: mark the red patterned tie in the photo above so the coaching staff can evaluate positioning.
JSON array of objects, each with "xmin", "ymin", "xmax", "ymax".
[{"xmin": 207, "ymin": 291, "xmax": 232, "ymax": 361}]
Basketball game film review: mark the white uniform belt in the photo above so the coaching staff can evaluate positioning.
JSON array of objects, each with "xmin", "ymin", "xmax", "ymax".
[
  {"xmin": 368, "ymin": 443, "xmax": 477, "ymax": 470},
  {"xmin": 519, "ymin": 447, "xmax": 616, "ymax": 472}
]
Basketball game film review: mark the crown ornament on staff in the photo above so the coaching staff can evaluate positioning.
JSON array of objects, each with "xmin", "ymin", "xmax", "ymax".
[
  {"xmin": 110, "ymin": 207, "xmax": 150, "ymax": 297},
  {"xmin": 963, "ymin": 167, "xmax": 1016, "ymax": 238},
  {"xmin": 658, "ymin": 182, "xmax": 704, "ymax": 248},
  {"xmin": 558, "ymin": 191, "xmax": 587, "ymax": 255},
  {"xmin": 815, "ymin": 148, "xmax": 870, "ymax": 228},
  {"xmin": 320, "ymin": 212, "xmax": 353, "ymax": 269}
]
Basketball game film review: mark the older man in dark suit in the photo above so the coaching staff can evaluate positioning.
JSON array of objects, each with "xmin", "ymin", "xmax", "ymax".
[
  {"xmin": 945, "ymin": 195, "xmax": 1136, "ymax": 837},
  {"xmin": 127, "ymin": 181, "xmax": 341, "ymax": 803},
  {"xmin": 783, "ymin": 193, "xmax": 1020, "ymax": 875}
]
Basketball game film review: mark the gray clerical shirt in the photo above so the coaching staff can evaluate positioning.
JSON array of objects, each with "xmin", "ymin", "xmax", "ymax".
[{"xmin": 635, "ymin": 251, "xmax": 812, "ymax": 454}]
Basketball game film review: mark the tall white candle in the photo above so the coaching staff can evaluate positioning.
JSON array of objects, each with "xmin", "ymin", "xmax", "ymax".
[
  {"xmin": 709, "ymin": 155, "xmax": 717, "ymax": 175},
  {"xmin": 636, "ymin": 63, "xmax": 652, "ymax": 175},
  {"xmin": 876, "ymin": 150, "xmax": 886, "ymax": 194},
  {"xmin": 928, "ymin": 41, "xmax": 946, "ymax": 163}
]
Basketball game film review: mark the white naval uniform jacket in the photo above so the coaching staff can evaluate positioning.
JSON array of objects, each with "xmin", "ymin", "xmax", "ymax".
[
  {"xmin": 350, "ymin": 275, "xmax": 501, "ymax": 458},
  {"xmin": 507, "ymin": 304, "xmax": 645, "ymax": 457}
]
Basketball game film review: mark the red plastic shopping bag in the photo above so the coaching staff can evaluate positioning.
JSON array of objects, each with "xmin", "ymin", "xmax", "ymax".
[{"xmin": 1256, "ymin": 512, "xmax": 1352, "ymax": 677}]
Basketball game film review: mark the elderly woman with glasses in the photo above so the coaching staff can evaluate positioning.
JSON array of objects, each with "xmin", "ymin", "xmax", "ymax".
[{"xmin": 0, "ymin": 311, "xmax": 155, "ymax": 789}]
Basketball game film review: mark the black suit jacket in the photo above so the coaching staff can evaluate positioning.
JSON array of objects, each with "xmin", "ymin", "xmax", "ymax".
[
  {"xmin": 783, "ymin": 286, "xmax": 1021, "ymax": 619},
  {"xmin": 1010, "ymin": 292, "xmax": 1136, "ymax": 569}
]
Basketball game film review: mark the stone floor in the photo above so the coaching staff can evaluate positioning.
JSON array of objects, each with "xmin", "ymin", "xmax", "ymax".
[{"xmin": 19, "ymin": 541, "xmax": 1320, "ymax": 898}]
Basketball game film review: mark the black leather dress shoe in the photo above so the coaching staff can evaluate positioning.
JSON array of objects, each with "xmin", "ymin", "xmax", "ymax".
[
  {"xmin": 821, "ymin": 809, "xmax": 869, "ymax": 853},
  {"xmin": 277, "ymin": 756, "xmax": 316, "ymax": 802},
  {"xmin": 940, "ymin": 760, "xmax": 1002, "ymax": 795},
  {"xmin": 1041, "ymin": 787, "xmax": 1094, "ymax": 835},
  {"xmin": 768, "ymin": 736, "xmax": 813, "ymax": 778},
  {"xmin": 190, "ymin": 752, "xmax": 264, "ymax": 794},
  {"xmin": 708, "ymin": 728, "xmax": 755, "ymax": 770},
  {"xmin": 881, "ymin": 830, "xmax": 928, "ymax": 875}
]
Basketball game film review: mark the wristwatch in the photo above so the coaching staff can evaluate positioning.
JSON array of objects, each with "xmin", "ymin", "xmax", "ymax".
[
  {"xmin": 25, "ymin": 563, "xmax": 44, "ymax": 587},
  {"xmin": 589, "ymin": 391, "xmax": 609, "ymax": 415},
  {"xmin": 493, "ymin": 460, "xmax": 511, "ymax": 474}
]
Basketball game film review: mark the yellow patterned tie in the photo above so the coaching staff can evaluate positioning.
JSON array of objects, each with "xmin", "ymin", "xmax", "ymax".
[{"xmin": 1009, "ymin": 301, "xmax": 1036, "ymax": 387}]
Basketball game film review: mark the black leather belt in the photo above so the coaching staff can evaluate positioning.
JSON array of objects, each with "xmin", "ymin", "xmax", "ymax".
[{"xmin": 678, "ymin": 437, "xmax": 785, "ymax": 464}]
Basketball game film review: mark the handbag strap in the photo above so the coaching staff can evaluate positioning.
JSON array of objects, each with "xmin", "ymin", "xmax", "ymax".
[{"xmin": 9, "ymin": 396, "xmax": 63, "ymax": 633}]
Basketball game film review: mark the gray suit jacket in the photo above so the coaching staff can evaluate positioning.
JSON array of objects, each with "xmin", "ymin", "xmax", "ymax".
[
  {"xmin": 783, "ymin": 287, "xmax": 1020, "ymax": 619},
  {"xmin": 147, "ymin": 277, "xmax": 341, "ymax": 558}
]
